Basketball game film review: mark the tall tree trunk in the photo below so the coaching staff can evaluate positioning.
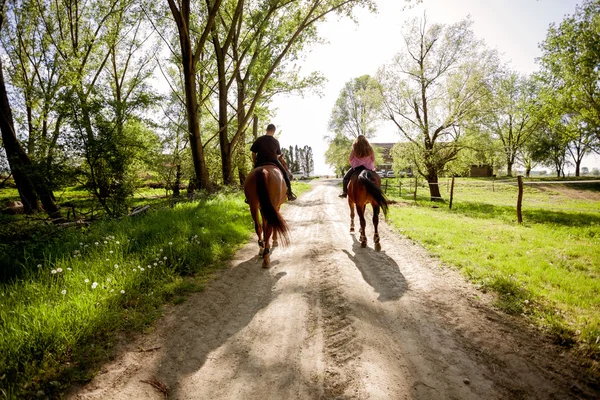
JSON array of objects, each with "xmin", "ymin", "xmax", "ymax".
[
  {"xmin": 425, "ymin": 169, "xmax": 442, "ymax": 201},
  {"xmin": 0, "ymin": 59, "xmax": 61, "ymax": 217},
  {"xmin": 575, "ymin": 161, "xmax": 581, "ymax": 177},
  {"xmin": 506, "ymin": 158, "xmax": 514, "ymax": 177}
]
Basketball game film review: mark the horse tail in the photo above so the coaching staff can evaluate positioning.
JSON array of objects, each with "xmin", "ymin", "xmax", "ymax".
[
  {"xmin": 256, "ymin": 167, "xmax": 290, "ymax": 246},
  {"xmin": 358, "ymin": 170, "xmax": 389, "ymax": 217}
]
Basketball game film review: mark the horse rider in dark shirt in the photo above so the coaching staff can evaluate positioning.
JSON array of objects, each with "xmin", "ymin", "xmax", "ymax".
[{"xmin": 250, "ymin": 123, "xmax": 297, "ymax": 201}]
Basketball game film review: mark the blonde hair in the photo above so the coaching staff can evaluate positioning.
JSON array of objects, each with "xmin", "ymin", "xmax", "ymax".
[{"xmin": 352, "ymin": 135, "xmax": 373, "ymax": 158}]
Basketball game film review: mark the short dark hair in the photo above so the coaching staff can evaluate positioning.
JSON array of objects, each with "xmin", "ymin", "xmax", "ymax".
[{"xmin": 266, "ymin": 124, "xmax": 276, "ymax": 132}]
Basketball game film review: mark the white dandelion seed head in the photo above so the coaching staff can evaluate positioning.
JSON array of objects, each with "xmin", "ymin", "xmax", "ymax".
[
  {"xmin": 153, "ymin": 263, "xmax": 157, "ymax": 266},
  {"xmin": 110, "ymin": 289, "xmax": 114, "ymax": 293},
  {"xmin": 37, "ymin": 264, "xmax": 42, "ymax": 268},
  {"xmin": 163, "ymin": 257, "xmax": 167, "ymax": 260},
  {"xmin": 114, "ymin": 264, "xmax": 119, "ymax": 269},
  {"xmin": 79, "ymin": 242, "xmax": 84, "ymax": 246},
  {"xmin": 115, "ymin": 241, "xmax": 120, "ymax": 244},
  {"xmin": 120, "ymin": 290, "xmax": 125, "ymax": 294},
  {"xmin": 91, "ymin": 282, "xmax": 98, "ymax": 289},
  {"xmin": 67, "ymin": 268, "xmax": 72, "ymax": 271},
  {"xmin": 61, "ymin": 290, "xmax": 67, "ymax": 295},
  {"xmin": 168, "ymin": 242, "xmax": 173, "ymax": 245},
  {"xmin": 103, "ymin": 241, "xmax": 107, "ymax": 244},
  {"xmin": 51, "ymin": 269, "xmax": 57, "ymax": 274},
  {"xmin": 160, "ymin": 248, "xmax": 163, "ymax": 252},
  {"xmin": 106, "ymin": 278, "xmax": 111, "ymax": 282},
  {"xmin": 84, "ymin": 279, "xmax": 89, "ymax": 283},
  {"xmin": 95, "ymin": 242, "xmax": 99, "ymax": 245},
  {"xmin": 56, "ymin": 268, "xmax": 63, "ymax": 273},
  {"xmin": 140, "ymin": 268, "xmax": 145, "ymax": 271}
]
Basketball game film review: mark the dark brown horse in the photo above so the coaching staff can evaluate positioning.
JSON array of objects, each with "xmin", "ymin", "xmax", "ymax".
[
  {"xmin": 347, "ymin": 169, "xmax": 388, "ymax": 250},
  {"xmin": 244, "ymin": 163, "xmax": 290, "ymax": 267}
]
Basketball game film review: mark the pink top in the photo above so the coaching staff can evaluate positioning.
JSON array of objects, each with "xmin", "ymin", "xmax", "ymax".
[{"xmin": 349, "ymin": 149, "xmax": 375, "ymax": 171}]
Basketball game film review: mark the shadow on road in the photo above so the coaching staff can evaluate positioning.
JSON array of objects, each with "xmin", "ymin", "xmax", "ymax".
[
  {"xmin": 154, "ymin": 256, "xmax": 286, "ymax": 397},
  {"xmin": 343, "ymin": 235, "xmax": 407, "ymax": 302}
]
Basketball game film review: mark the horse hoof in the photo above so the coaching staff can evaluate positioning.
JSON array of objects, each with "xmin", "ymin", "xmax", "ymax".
[
  {"xmin": 273, "ymin": 241, "xmax": 279, "ymax": 247},
  {"xmin": 259, "ymin": 248, "xmax": 264, "ymax": 256},
  {"xmin": 375, "ymin": 243, "xmax": 381, "ymax": 252},
  {"xmin": 262, "ymin": 255, "xmax": 270, "ymax": 268},
  {"xmin": 361, "ymin": 242, "xmax": 367, "ymax": 248},
  {"xmin": 350, "ymin": 228, "xmax": 354, "ymax": 233}
]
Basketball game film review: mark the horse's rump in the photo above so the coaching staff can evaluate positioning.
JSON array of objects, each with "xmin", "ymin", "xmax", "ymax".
[
  {"xmin": 254, "ymin": 166, "xmax": 290, "ymax": 246},
  {"xmin": 357, "ymin": 170, "xmax": 389, "ymax": 216}
]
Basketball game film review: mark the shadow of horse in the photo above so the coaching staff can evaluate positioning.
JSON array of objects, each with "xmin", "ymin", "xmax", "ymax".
[
  {"xmin": 154, "ymin": 256, "xmax": 286, "ymax": 397},
  {"xmin": 343, "ymin": 235, "xmax": 407, "ymax": 302}
]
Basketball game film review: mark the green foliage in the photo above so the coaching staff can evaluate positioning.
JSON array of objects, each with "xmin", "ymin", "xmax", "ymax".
[
  {"xmin": 0, "ymin": 192, "xmax": 253, "ymax": 398},
  {"xmin": 325, "ymin": 133, "xmax": 353, "ymax": 176},
  {"xmin": 378, "ymin": 17, "xmax": 499, "ymax": 195},
  {"xmin": 328, "ymin": 74, "xmax": 382, "ymax": 139}
]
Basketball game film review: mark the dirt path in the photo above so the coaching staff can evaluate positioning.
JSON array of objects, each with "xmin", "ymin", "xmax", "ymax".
[{"xmin": 70, "ymin": 179, "xmax": 599, "ymax": 400}]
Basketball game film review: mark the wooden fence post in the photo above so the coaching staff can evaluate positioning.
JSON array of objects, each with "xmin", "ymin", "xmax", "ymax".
[
  {"xmin": 384, "ymin": 179, "xmax": 388, "ymax": 194},
  {"xmin": 399, "ymin": 181, "xmax": 402, "ymax": 197},
  {"xmin": 449, "ymin": 176, "xmax": 455, "ymax": 209},
  {"xmin": 517, "ymin": 175, "xmax": 523, "ymax": 224}
]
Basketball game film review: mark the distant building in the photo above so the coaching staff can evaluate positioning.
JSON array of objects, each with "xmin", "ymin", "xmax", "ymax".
[
  {"xmin": 470, "ymin": 164, "xmax": 493, "ymax": 177},
  {"xmin": 371, "ymin": 143, "xmax": 394, "ymax": 171}
]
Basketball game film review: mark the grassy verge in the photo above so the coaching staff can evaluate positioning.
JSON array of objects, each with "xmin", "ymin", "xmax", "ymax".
[
  {"xmin": 0, "ymin": 192, "xmax": 255, "ymax": 398},
  {"xmin": 383, "ymin": 177, "xmax": 600, "ymax": 367}
]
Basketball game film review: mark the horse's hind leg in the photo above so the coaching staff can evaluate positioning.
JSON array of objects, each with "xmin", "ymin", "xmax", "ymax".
[
  {"xmin": 348, "ymin": 199, "xmax": 355, "ymax": 233},
  {"xmin": 357, "ymin": 204, "xmax": 367, "ymax": 247},
  {"xmin": 373, "ymin": 204, "xmax": 381, "ymax": 252},
  {"xmin": 262, "ymin": 224, "xmax": 273, "ymax": 268},
  {"xmin": 252, "ymin": 206, "xmax": 264, "ymax": 256}
]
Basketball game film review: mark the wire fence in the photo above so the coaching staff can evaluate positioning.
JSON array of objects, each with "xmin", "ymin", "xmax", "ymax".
[{"xmin": 380, "ymin": 176, "xmax": 600, "ymax": 223}]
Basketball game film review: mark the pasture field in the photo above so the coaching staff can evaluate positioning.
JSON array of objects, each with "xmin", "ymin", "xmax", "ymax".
[
  {"xmin": 0, "ymin": 181, "xmax": 310, "ymax": 398},
  {"xmin": 382, "ymin": 177, "xmax": 600, "ymax": 364}
]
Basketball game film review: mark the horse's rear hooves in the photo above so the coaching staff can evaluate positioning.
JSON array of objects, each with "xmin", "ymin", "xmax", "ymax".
[
  {"xmin": 350, "ymin": 228, "xmax": 354, "ymax": 233},
  {"xmin": 375, "ymin": 243, "xmax": 381, "ymax": 252},
  {"xmin": 361, "ymin": 242, "xmax": 367, "ymax": 248},
  {"xmin": 273, "ymin": 241, "xmax": 279, "ymax": 247}
]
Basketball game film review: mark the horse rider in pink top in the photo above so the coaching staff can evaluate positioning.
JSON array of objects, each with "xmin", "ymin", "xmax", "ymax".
[{"xmin": 338, "ymin": 135, "xmax": 376, "ymax": 198}]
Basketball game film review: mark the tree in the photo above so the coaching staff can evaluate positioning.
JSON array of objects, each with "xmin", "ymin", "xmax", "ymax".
[
  {"xmin": 167, "ymin": 0, "xmax": 222, "ymax": 190},
  {"xmin": 325, "ymin": 133, "xmax": 352, "ymax": 177},
  {"xmin": 537, "ymin": 0, "xmax": 600, "ymax": 154},
  {"xmin": 483, "ymin": 71, "xmax": 537, "ymax": 177},
  {"xmin": 0, "ymin": 0, "xmax": 61, "ymax": 217},
  {"xmin": 379, "ymin": 16, "xmax": 497, "ymax": 200},
  {"xmin": 282, "ymin": 145, "xmax": 300, "ymax": 173},
  {"xmin": 328, "ymin": 74, "xmax": 382, "ymax": 139},
  {"xmin": 298, "ymin": 145, "xmax": 314, "ymax": 177}
]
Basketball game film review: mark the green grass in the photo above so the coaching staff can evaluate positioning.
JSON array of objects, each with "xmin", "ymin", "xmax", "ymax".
[
  {"xmin": 0, "ymin": 192, "xmax": 255, "ymax": 398},
  {"xmin": 384, "ymin": 177, "xmax": 600, "ymax": 365}
]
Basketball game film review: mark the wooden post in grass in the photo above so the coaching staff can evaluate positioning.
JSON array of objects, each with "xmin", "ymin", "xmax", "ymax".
[
  {"xmin": 399, "ymin": 181, "xmax": 402, "ymax": 197},
  {"xmin": 449, "ymin": 176, "xmax": 455, "ymax": 209},
  {"xmin": 517, "ymin": 175, "xmax": 523, "ymax": 224},
  {"xmin": 384, "ymin": 179, "xmax": 388, "ymax": 194}
]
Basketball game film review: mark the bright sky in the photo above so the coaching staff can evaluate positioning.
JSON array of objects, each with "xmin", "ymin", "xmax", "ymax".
[{"xmin": 272, "ymin": 0, "xmax": 597, "ymax": 175}]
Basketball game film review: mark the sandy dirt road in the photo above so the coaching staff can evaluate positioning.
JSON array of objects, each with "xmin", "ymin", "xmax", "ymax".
[{"xmin": 71, "ymin": 179, "xmax": 599, "ymax": 399}]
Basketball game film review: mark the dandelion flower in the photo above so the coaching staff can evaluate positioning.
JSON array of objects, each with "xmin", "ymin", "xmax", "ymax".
[
  {"xmin": 120, "ymin": 290, "xmax": 125, "ymax": 294},
  {"xmin": 168, "ymin": 242, "xmax": 173, "ymax": 245},
  {"xmin": 114, "ymin": 264, "xmax": 119, "ymax": 269},
  {"xmin": 95, "ymin": 242, "xmax": 99, "ymax": 245},
  {"xmin": 148, "ymin": 266, "xmax": 152, "ymax": 269},
  {"xmin": 104, "ymin": 241, "xmax": 107, "ymax": 244},
  {"xmin": 116, "ymin": 241, "xmax": 120, "ymax": 244},
  {"xmin": 67, "ymin": 268, "xmax": 72, "ymax": 271},
  {"xmin": 110, "ymin": 289, "xmax": 114, "ymax": 293},
  {"xmin": 51, "ymin": 269, "xmax": 57, "ymax": 274},
  {"xmin": 37, "ymin": 264, "xmax": 42, "ymax": 268},
  {"xmin": 160, "ymin": 248, "xmax": 163, "ymax": 252},
  {"xmin": 85, "ymin": 279, "xmax": 90, "ymax": 283},
  {"xmin": 91, "ymin": 282, "xmax": 98, "ymax": 289},
  {"xmin": 105, "ymin": 259, "xmax": 109, "ymax": 262},
  {"xmin": 109, "ymin": 250, "xmax": 113, "ymax": 254},
  {"xmin": 163, "ymin": 256, "xmax": 167, "ymax": 260},
  {"xmin": 106, "ymin": 278, "xmax": 111, "ymax": 282},
  {"xmin": 79, "ymin": 242, "xmax": 84, "ymax": 246},
  {"xmin": 140, "ymin": 268, "xmax": 145, "ymax": 271},
  {"xmin": 56, "ymin": 268, "xmax": 63, "ymax": 273},
  {"xmin": 61, "ymin": 290, "xmax": 67, "ymax": 295}
]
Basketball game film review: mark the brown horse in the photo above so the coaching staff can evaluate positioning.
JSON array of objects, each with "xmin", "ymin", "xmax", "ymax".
[
  {"xmin": 347, "ymin": 169, "xmax": 389, "ymax": 251},
  {"xmin": 244, "ymin": 163, "xmax": 290, "ymax": 267}
]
